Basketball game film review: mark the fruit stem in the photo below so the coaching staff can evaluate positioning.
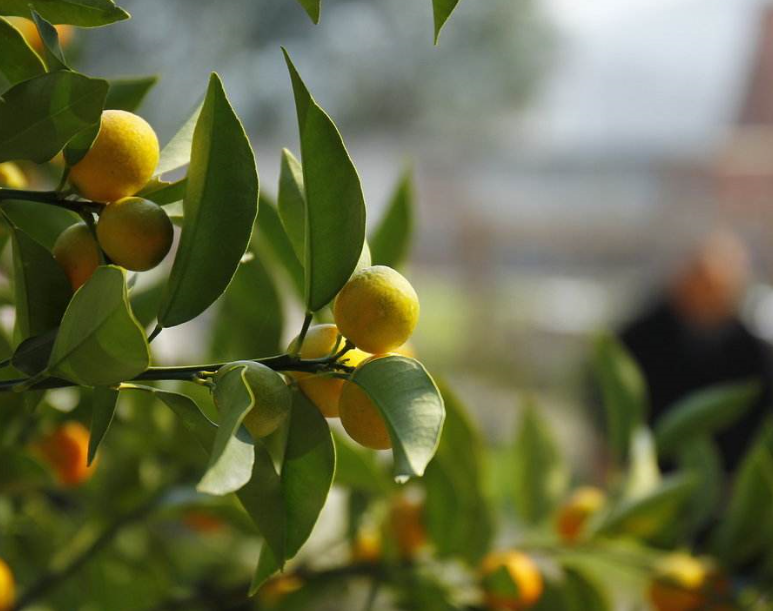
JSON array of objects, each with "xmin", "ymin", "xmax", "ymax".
[
  {"xmin": 290, "ymin": 312, "xmax": 314, "ymax": 357},
  {"xmin": 0, "ymin": 187, "xmax": 103, "ymax": 214}
]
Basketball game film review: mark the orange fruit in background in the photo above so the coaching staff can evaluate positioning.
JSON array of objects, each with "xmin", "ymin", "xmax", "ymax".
[
  {"xmin": 69, "ymin": 110, "xmax": 159, "ymax": 203},
  {"xmin": 389, "ymin": 496, "xmax": 427, "ymax": 559},
  {"xmin": 351, "ymin": 528, "xmax": 382, "ymax": 564},
  {"xmin": 0, "ymin": 162, "xmax": 27, "ymax": 189},
  {"xmin": 96, "ymin": 197, "xmax": 173, "ymax": 271},
  {"xmin": 6, "ymin": 17, "xmax": 74, "ymax": 51},
  {"xmin": 480, "ymin": 550, "xmax": 543, "ymax": 610},
  {"xmin": 0, "ymin": 558, "xmax": 14, "ymax": 611},
  {"xmin": 555, "ymin": 486, "xmax": 605, "ymax": 543},
  {"xmin": 648, "ymin": 553, "xmax": 726, "ymax": 611},
  {"xmin": 182, "ymin": 510, "xmax": 225, "ymax": 534},
  {"xmin": 52, "ymin": 222, "xmax": 101, "ymax": 291},
  {"xmin": 36, "ymin": 421, "xmax": 95, "ymax": 487},
  {"xmin": 288, "ymin": 324, "xmax": 370, "ymax": 418},
  {"xmin": 339, "ymin": 374, "xmax": 391, "ymax": 450}
]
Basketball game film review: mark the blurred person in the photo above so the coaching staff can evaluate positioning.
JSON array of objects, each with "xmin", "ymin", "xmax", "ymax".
[{"xmin": 619, "ymin": 230, "xmax": 773, "ymax": 472}]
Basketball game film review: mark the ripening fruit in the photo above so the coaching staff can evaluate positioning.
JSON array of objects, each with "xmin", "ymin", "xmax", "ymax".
[
  {"xmin": 36, "ymin": 421, "xmax": 95, "ymax": 487},
  {"xmin": 333, "ymin": 265, "xmax": 419, "ymax": 354},
  {"xmin": 351, "ymin": 527, "xmax": 382, "ymax": 564},
  {"xmin": 339, "ymin": 374, "xmax": 391, "ymax": 450},
  {"xmin": 96, "ymin": 197, "xmax": 173, "ymax": 271},
  {"xmin": 288, "ymin": 324, "xmax": 370, "ymax": 418},
  {"xmin": 648, "ymin": 553, "xmax": 710, "ymax": 611},
  {"xmin": 258, "ymin": 574, "xmax": 304, "ymax": 607},
  {"xmin": 0, "ymin": 162, "xmax": 27, "ymax": 188},
  {"xmin": 214, "ymin": 361, "xmax": 291, "ymax": 439},
  {"xmin": 555, "ymin": 486, "xmax": 605, "ymax": 544},
  {"xmin": 52, "ymin": 223, "xmax": 101, "ymax": 291},
  {"xmin": 480, "ymin": 550, "xmax": 543, "ymax": 610},
  {"xmin": 69, "ymin": 110, "xmax": 159, "ymax": 202},
  {"xmin": 389, "ymin": 496, "xmax": 427, "ymax": 559},
  {"xmin": 6, "ymin": 17, "xmax": 74, "ymax": 51},
  {"xmin": 0, "ymin": 558, "xmax": 14, "ymax": 611}
]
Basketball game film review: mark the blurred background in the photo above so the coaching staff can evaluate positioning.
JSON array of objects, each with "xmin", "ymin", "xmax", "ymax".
[{"xmin": 64, "ymin": 0, "xmax": 773, "ymax": 470}]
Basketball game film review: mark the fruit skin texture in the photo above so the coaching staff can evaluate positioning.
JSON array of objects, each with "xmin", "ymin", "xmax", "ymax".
[
  {"xmin": 288, "ymin": 324, "xmax": 370, "ymax": 418},
  {"xmin": 339, "ymin": 376, "xmax": 391, "ymax": 450},
  {"xmin": 648, "ymin": 553, "xmax": 710, "ymax": 611},
  {"xmin": 96, "ymin": 197, "xmax": 173, "ymax": 271},
  {"xmin": 36, "ymin": 421, "xmax": 95, "ymax": 487},
  {"xmin": 52, "ymin": 223, "xmax": 101, "ymax": 291},
  {"xmin": 333, "ymin": 265, "xmax": 419, "ymax": 354},
  {"xmin": 214, "ymin": 361, "xmax": 291, "ymax": 439},
  {"xmin": 480, "ymin": 550, "xmax": 543, "ymax": 610},
  {"xmin": 389, "ymin": 496, "xmax": 427, "ymax": 559},
  {"xmin": 69, "ymin": 110, "xmax": 159, "ymax": 203},
  {"xmin": 0, "ymin": 162, "xmax": 27, "ymax": 188},
  {"xmin": 555, "ymin": 486, "xmax": 605, "ymax": 543},
  {"xmin": 0, "ymin": 558, "xmax": 14, "ymax": 611}
]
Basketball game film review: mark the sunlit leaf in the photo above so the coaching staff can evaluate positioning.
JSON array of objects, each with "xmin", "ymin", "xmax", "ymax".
[
  {"xmin": 0, "ymin": 0, "xmax": 130, "ymax": 26},
  {"xmin": 277, "ymin": 147, "xmax": 305, "ymax": 262},
  {"xmin": 370, "ymin": 168, "xmax": 414, "ymax": 269},
  {"xmin": 155, "ymin": 100, "xmax": 202, "ymax": 176},
  {"xmin": 88, "ymin": 386, "xmax": 118, "ymax": 465},
  {"xmin": 432, "ymin": 0, "xmax": 461, "ymax": 44}
]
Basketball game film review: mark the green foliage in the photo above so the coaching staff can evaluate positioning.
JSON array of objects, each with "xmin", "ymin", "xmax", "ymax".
[
  {"xmin": 154, "ymin": 100, "xmax": 202, "ymax": 176},
  {"xmin": 277, "ymin": 147, "xmax": 305, "ymax": 262},
  {"xmin": 104, "ymin": 75, "xmax": 158, "ymax": 112},
  {"xmin": 432, "ymin": 0, "xmax": 462, "ymax": 43},
  {"xmin": 294, "ymin": 0, "xmax": 320, "ymax": 24},
  {"xmin": 0, "ymin": 0, "xmax": 129, "ymax": 26},
  {"xmin": 158, "ymin": 73, "xmax": 259, "ymax": 328},
  {"xmin": 0, "ymin": 17, "xmax": 45, "ymax": 86},
  {"xmin": 31, "ymin": 10, "xmax": 68, "ymax": 71},
  {"xmin": 370, "ymin": 168, "xmax": 415, "ymax": 269}
]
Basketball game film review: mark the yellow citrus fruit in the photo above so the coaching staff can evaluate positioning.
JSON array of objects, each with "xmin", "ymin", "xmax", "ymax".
[
  {"xmin": 389, "ymin": 496, "xmax": 427, "ymax": 559},
  {"xmin": 333, "ymin": 265, "xmax": 419, "ymax": 354},
  {"xmin": 480, "ymin": 550, "xmax": 544, "ymax": 610},
  {"xmin": 36, "ymin": 421, "xmax": 95, "ymax": 487},
  {"xmin": 339, "ymin": 376, "xmax": 391, "ymax": 450},
  {"xmin": 555, "ymin": 486, "xmax": 605, "ymax": 544},
  {"xmin": 69, "ymin": 110, "xmax": 159, "ymax": 202},
  {"xmin": 6, "ymin": 17, "xmax": 74, "ymax": 51},
  {"xmin": 96, "ymin": 197, "xmax": 173, "ymax": 271},
  {"xmin": 52, "ymin": 223, "xmax": 101, "ymax": 291},
  {"xmin": 649, "ymin": 553, "xmax": 710, "ymax": 611},
  {"xmin": 351, "ymin": 527, "xmax": 382, "ymax": 564},
  {"xmin": 288, "ymin": 324, "xmax": 370, "ymax": 418},
  {"xmin": 214, "ymin": 361, "xmax": 291, "ymax": 439},
  {"xmin": 0, "ymin": 162, "xmax": 27, "ymax": 188},
  {"xmin": 0, "ymin": 558, "xmax": 14, "ymax": 611}
]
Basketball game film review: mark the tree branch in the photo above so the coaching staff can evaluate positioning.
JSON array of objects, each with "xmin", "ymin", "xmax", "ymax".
[{"xmin": 0, "ymin": 188, "xmax": 103, "ymax": 215}]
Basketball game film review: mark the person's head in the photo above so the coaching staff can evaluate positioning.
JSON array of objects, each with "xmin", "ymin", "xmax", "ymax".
[{"xmin": 669, "ymin": 230, "xmax": 750, "ymax": 327}]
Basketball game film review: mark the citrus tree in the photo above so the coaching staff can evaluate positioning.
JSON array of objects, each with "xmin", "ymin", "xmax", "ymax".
[{"xmin": 1, "ymin": 2, "xmax": 772, "ymax": 611}]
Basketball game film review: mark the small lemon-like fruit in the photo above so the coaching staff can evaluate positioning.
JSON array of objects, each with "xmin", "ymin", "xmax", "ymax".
[
  {"xmin": 390, "ymin": 496, "xmax": 427, "ymax": 559},
  {"xmin": 36, "ymin": 421, "xmax": 95, "ymax": 487},
  {"xmin": 214, "ymin": 361, "xmax": 291, "ymax": 439},
  {"xmin": 0, "ymin": 558, "xmax": 14, "ymax": 611},
  {"xmin": 7, "ymin": 17, "xmax": 73, "ymax": 51},
  {"xmin": 649, "ymin": 553, "xmax": 710, "ymax": 611},
  {"xmin": 333, "ymin": 265, "xmax": 419, "ymax": 354},
  {"xmin": 96, "ymin": 197, "xmax": 173, "ymax": 271},
  {"xmin": 69, "ymin": 110, "xmax": 159, "ymax": 202},
  {"xmin": 288, "ymin": 324, "xmax": 370, "ymax": 418},
  {"xmin": 0, "ymin": 162, "xmax": 27, "ymax": 188},
  {"xmin": 52, "ymin": 223, "xmax": 101, "ymax": 291},
  {"xmin": 339, "ymin": 375, "xmax": 391, "ymax": 450},
  {"xmin": 480, "ymin": 550, "xmax": 543, "ymax": 610},
  {"xmin": 555, "ymin": 486, "xmax": 605, "ymax": 543}
]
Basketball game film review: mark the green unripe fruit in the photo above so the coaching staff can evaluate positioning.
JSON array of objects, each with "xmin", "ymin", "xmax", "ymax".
[{"xmin": 214, "ymin": 361, "xmax": 291, "ymax": 439}]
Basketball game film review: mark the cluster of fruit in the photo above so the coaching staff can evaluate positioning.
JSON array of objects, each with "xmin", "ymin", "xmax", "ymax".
[
  {"xmin": 218, "ymin": 263, "xmax": 420, "ymax": 450},
  {"xmin": 51, "ymin": 109, "xmax": 173, "ymax": 290}
]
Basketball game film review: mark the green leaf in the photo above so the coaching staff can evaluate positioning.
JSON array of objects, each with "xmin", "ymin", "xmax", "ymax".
[
  {"xmin": 0, "ymin": 199, "xmax": 77, "ymax": 249},
  {"xmin": 63, "ymin": 122, "xmax": 100, "ymax": 166},
  {"xmin": 424, "ymin": 382, "xmax": 492, "ymax": 563},
  {"xmin": 592, "ymin": 333, "xmax": 648, "ymax": 464},
  {"xmin": 277, "ymin": 147, "xmax": 305, "ymax": 262},
  {"xmin": 88, "ymin": 386, "xmax": 118, "ymax": 465},
  {"xmin": 432, "ymin": 0, "xmax": 461, "ymax": 44},
  {"xmin": 332, "ymin": 430, "xmax": 391, "ymax": 494},
  {"xmin": 47, "ymin": 265, "xmax": 150, "ymax": 386},
  {"xmin": 676, "ymin": 437, "xmax": 723, "ymax": 539},
  {"xmin": 593, "ymin": 474, "xmax": 696, "ymax": 541},
  {"xmin": 511, "ymin": 401, "xmax": 569, "ymax": 524},
  {"xmin": 0, "ymin": 449, "xmax": 52, "ymax": 492},
  {"xmin": 294, "ymin": 0, "xmax": 320, "ymax": 24},
  {"xmin": 11, "ymin": 328, "xmax": 57, "ymax": 375},
  {"xmin": 157, "ymin": 73, "xmax": 259, "ymax": 328},
  {"xmin": 370, "ymin": 168, "xmax": 414, "ymax": 269},
  {"xmin": 654, "ymin": 380, "xmax": 760, "ymax": 456},
  {"xmin": 0, "ymin": 71, "xmax": 108, "ymax": 163},
  {"xmin": 282, "ymin": 49, "xmax": 366, "ymax": 312},
  {"xmin": 138, "ymin": 177, "xmax": 186, "ymax": 206},
  {"xmin": 31, "ymin": 10, "xmax": 68, "ymax": 71},
  {"xmin": 0, "ymin": 17, "xmax": 46, "ymax": 86},
  {"xmin": 210, "ymin": 251, "xmax": 283, "ymax": 360},
  {"xmin": 155, "ymin": 100, "xmax": 202, "ymax": 176},
  {"xmin": 250, "ymin": 391, "xmax": 335, "ymax": 591},
  {"xmin": 561, "ymin": 569, "xmax": 610, "ymax": 611},
  {"xmin": 256, "ymin": 193, "xmax": 304, "ymax": 298},
  {"xmin": 3, "ymin": 216, "xmax": 71, "ymax": 341},
  {"xmin": 200, "ymin": 364, "xmax": 256, "ymax": 496},
  {"xmin": 105, "ymin": 75, "xmax": 158, "ymax": 112},
  {"xmin": 350, "ymin": 355, "xmax": 445, "ymax": 481},
  {"xmin": 0, "ymin": 0, "xmax": 130, "ymax": 26}
]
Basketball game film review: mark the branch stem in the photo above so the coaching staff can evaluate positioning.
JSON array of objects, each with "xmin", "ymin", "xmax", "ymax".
[{"xmin": 0, "ymin": 188, "xmax": 103, "ymax": 214}]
